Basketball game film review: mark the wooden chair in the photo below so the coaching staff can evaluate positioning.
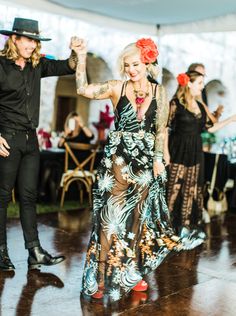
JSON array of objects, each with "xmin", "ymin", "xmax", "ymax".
[{"xmin": 60, "ymin": 142, "xmax": 100, "ymax": 207}]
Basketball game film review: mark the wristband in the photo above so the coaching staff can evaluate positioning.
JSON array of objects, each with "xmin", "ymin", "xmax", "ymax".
[{"xmin": 154, "ymin": 152, "xmax": 163, "ymax": 163}]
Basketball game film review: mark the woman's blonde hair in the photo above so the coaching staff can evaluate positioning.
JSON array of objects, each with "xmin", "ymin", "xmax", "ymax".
[
  {"xmin": 0, "ymin": 36, "xmax": 41, "ymax": 68},
  {"xmin": 175, "ymin": 71, "xmax": 203, "ymax": 109},
  {"xmin": 117, "ymin": 42, "xmax": 159, "ymax": 79}
]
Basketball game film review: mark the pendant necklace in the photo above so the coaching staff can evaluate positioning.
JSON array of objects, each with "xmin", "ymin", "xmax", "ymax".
[{"xmin": 133, "ymin": 81, "xmax": 149, "ymax": 121}]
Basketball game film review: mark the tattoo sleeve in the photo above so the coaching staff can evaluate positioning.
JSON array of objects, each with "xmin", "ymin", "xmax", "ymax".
[
  {"xmin": 68, "ymin": 51, "xmax": 78, "ymax": 70},
  {"xmin": 90, "ymin": 80, "xmax": 119, "ymax": 100},
  {"xmin": 154, "ymin": 85, "xmax": 169, "ymax": 157},
  {"xmin": 91, "ymin": 82, "xmax": 110, "ymax": 99},
  {"xmin": 76, "ymin": 54, "xmax": 88, "ymax": 95}
]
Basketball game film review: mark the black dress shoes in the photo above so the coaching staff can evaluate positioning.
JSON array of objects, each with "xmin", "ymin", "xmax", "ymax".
[
  {"xmin": 0, "ymin": 248, "xmax": 15, "ymax": 271},
  {"xmin": 28, "ymin": 246, "xmax": 65, "ymax": 270}
]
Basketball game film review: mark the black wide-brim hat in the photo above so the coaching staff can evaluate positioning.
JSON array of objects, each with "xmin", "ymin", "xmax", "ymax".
[{"xmin": 0, "ymin": 17, "xmax": 51, "ymax": 41}]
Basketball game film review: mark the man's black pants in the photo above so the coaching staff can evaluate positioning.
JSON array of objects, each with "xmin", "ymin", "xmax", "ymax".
[{"xmin": 0, "ymin": 128, "xmax": 40, "ymax": 249}]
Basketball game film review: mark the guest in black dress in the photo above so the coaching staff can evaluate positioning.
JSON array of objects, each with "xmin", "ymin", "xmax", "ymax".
[
  {"xmin": 39, "ymin": 112, "xmax": 94, "ymax": 200},
  {"xmin": 165, "ymin": 71, "xmax": 236, "ymax": 248},
  {"xmin": 58, "ymin": 111, "xmax": 94, "ymax": 148}
]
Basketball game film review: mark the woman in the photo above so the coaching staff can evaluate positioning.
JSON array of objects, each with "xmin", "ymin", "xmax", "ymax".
[
  {"xmin": 165, "ymin": 71, "xmax": 236, "ymax": 247},
  {"xmin": 58, "ymin": 111, "xmax": 94, "ymax": 147},
  {"xmin": 72, "ymin": 38, "xmax": 181, "ymax": 301}
]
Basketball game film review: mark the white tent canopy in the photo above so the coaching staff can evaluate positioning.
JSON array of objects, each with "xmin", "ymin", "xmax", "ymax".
[
  {"xmin": 3, "ymin": 0, "xmax": 236, "ymax": 35},
  {"xmin": 1, "ymin": 0, "xmax": 236, "ymax": 137}
]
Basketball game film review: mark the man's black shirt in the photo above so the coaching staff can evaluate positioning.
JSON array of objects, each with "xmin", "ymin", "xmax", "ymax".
[{"xmin": 0, "ymin": 56, "xmax": 74, "ymax": 131}]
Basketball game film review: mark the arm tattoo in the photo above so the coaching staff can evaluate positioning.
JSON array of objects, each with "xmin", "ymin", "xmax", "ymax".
[
  {"xmin": 92, "ymin": 82, "xmax": 110, "ymax": 99},
  {"xmin": 76, "ymin": 55, "xmax": 88, "ymax": 95},
  {"xmin": 109, "ymin": 80, "xmax": 119, "ymax": 87},
  {"xmin": 68, "ymin": 51, "xmax": 78, "ymax": 70},
  {"xmin": 155, "ymin": 85, "xmax": 169, "ymax": 156}
]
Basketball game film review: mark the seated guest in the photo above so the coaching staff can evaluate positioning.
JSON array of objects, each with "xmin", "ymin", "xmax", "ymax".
[
  {"xmin": 39, "ymin": 112, "xmax": 94, "ymax": 201},
  {"xmin": 58, "ymin": 111, "xmax": 94, "ymax": 147}
]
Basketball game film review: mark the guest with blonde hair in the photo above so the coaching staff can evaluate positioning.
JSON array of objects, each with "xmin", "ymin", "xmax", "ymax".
[{"xmin": 71, "ymin": 37, "xmax": 182, "ymax": 300}]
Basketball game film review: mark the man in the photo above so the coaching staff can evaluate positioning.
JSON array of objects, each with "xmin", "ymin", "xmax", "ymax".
[
  {"xmin": 187, "ymin": 63, "xmax": 223, "ymax": 122},
  {"xmin": 0, "ymin": 17, "xmax": 78, "ymax": 270}
]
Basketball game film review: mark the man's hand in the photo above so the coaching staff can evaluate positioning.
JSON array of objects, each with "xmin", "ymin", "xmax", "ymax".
[
  {"xmin": 68, "ymin": 37, "xmax": 87, "ymax": 70},
  {"xmin": 0, "ymin": 136, "xmax": 10, "ymax": 157}
]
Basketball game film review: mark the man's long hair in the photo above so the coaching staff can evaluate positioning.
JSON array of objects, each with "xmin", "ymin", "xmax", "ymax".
[{"xmin": 0, "ymin": 35, "xmax": 41, "ymax": 67}]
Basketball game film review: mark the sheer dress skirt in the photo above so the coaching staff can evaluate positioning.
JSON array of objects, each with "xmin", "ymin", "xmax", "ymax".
[{"xmin": 82, "ymin": 131, "xmax": 181, "ymax": 301}]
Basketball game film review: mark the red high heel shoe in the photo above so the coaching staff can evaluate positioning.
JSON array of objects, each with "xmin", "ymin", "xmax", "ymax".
[
  {"xmin": 92, "ymin": 289, "xmax": 104, "ymax": 299},
  {"xmin": 91, "ymin": 284, "xmax": 105, "ymax": 299},
  {"xmin": 132, "ymin": 280, "xmax": 148, "ymax": 292},
  {"xmin": 131, "ymin": 291, "xmax": 148, "ymax": 307}
]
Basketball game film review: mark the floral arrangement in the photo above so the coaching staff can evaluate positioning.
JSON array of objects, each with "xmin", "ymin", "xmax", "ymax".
[
  {"xmin": 93, "ymin": 104, "xmax": 114, "ymax": 130},
  {"xmin": 177, "ymin": 73, "xmax": 190, "ymax": 86},
  {"xmin": 37, "ymin": 128, "xmax": 52, "ymax": 149},
  {"xmin": 136, "ymin": 38, "xmax": 159, "ymax": 64}
]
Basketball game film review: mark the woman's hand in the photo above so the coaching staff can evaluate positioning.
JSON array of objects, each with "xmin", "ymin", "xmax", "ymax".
[
  {"xmin": 213, "ymin": 104, "xmax": 224, "ymax": 120},
  {"xmin": 76, "ymin": 115, "xmax": 85, "ymax": 128},
  {"xmin": 164, "ymin": 151, "xmax": 170, "ymax": 166},
  {"xmin": 153, "ymin": 160, "xmax": 165, "ymax": 178},
  {"xmin": 0, "ymin": 135, "xmax": 10, "ymax": 157}
]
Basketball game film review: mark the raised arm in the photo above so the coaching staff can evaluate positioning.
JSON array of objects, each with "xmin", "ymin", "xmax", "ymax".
[
  {"xmin": 70, "ymin": 38, "xmax": 120, "ymax": 102},
  {"xmin": 201, "ymin": 101, "xmax": 219, "ymax": 124}
]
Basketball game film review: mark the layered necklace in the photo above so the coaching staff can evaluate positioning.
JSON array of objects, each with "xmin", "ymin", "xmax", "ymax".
[{"xmin": 132, "ymin": 81, "xmax": 150, "ymax": 121}]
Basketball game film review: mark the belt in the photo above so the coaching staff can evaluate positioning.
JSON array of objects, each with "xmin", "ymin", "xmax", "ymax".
[{"xmin": 0, "ymin": 127, "xmax": 35, "ymax": 134}]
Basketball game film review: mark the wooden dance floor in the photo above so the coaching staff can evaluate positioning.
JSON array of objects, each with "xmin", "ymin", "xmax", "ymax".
[{"xmin": 1, "ymin": 208, "xmax": 236, "ymax": 316}]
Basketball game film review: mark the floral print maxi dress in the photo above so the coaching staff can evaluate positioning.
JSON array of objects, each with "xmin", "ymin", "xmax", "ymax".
[{"xmin": 82, "ymin": 83, "xmax": 180, "ymax": 301}]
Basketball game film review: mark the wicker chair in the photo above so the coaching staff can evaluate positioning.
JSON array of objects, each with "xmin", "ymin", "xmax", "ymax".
[{"xmin": 60, "ymin": 142, "xmax": 100, "ymax": 207}]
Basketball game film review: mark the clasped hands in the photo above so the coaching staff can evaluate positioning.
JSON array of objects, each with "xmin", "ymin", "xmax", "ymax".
[{"xmin": 70, "ymin": 36, "xmax": 87, "ymax": 56}]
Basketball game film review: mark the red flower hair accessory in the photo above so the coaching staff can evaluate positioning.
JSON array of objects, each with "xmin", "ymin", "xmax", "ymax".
[
  {"xmin": 177, "ymin": 73, "xmax": 190, "ymax": 86},
  {"xmin": 136, "ymin": 38, "xmax": 159, "ymax": 64}
]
